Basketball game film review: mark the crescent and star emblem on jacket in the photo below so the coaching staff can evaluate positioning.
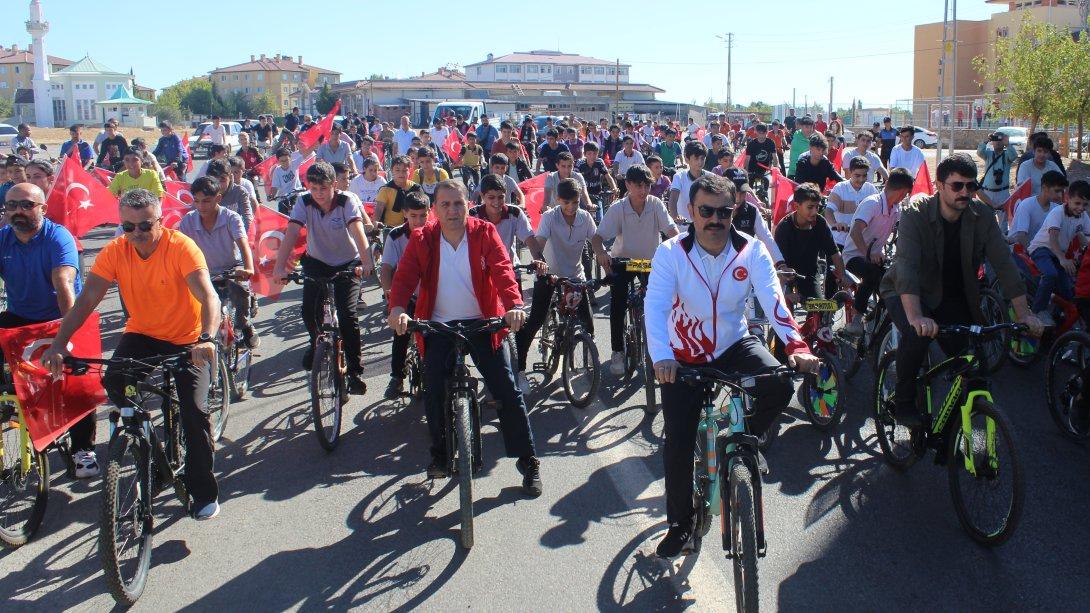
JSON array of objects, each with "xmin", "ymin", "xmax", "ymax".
[{"xmin": 732, "ymin": 266, "xmax": 748, "ymax": 281}]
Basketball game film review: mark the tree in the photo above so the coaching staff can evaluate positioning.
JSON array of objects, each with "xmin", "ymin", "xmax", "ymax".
[
  {"xmin": 150, "ymin": 103, "xmax": 182, "ymax": 125},
  {"xmin": 315, "ymin": 84, "xmax": 338, "ymax": 114},
  {"xmin": 1055, "ymin": 22, "xmax": 1090, "ymax": 159},
  {"xmin": 250, "ymin": 92, "xmax": 278, "ymax": 116},
  {"xmin": 0, "ymin": 96, "xmax": 13, "ymax": 120},
  {"xmin": 158, "ymin": 76, "xmax": 216, "ymax": 117},
  {"xmin": 972, "ymin": 16, "xmax": 1069, "ymax": 133}
]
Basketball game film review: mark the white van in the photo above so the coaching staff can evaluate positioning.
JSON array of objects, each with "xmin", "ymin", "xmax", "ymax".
[{"xmin": 430, "ymin": 100, "xmax": 517, "ymax": 128}]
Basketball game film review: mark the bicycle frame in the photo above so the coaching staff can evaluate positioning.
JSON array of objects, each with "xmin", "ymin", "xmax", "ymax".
[
  {"xmin": 0, "ymin": 395, "xmax": 33, "ymax": 481},
  {"xmin": 918, "ymin": 350, "xmax": 996, "ymax": 477},
  {"xmin": 443, "ymin": 339, "xmax": 482, "ymax": 474}
]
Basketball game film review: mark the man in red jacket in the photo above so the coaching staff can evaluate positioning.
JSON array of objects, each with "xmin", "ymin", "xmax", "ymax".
[{"xmin": 388, "ymin": 180, "xmax": 542, "ymax": 496}]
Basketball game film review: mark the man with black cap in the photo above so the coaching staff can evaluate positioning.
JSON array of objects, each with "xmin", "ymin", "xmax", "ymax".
[{"xmin": 723, "ymin": 168, "xmax": 783, "ymax": 265}]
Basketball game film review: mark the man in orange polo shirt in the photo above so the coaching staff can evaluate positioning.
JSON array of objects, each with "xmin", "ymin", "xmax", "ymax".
[{"xmin": 43, "ymin": 188, "xmax": 224, "ymax": 520}]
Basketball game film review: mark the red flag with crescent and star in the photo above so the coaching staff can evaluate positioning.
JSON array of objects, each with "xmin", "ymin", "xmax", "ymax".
[
  {"xmin": 248, "ymin": 204, "xmax": 307, "ymax": 299},
  {"xmin": 162, "ymin": 180, "xmax": 194, "ymax": 206},
  {"xmin": 297, "ymin": 100, "xmax": 341, "ymax": 151},
  {"xmin": 45, "ymin": 154, "xmax": 120, "ymax": 238}
]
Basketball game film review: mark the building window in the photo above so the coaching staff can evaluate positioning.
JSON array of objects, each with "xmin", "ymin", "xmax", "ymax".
[
  {"xmin": 497, "ymin": 65, "xmax": 507, "ymax": 73},
  {"xmin": 543, "ymin": 65, "xmax": 552, "ymax": 73},
  {"xmin": 0, "ymin": 82, "xmax": 6, "ymax": 89},
  {"xmin": 244, "ymin": 87, "xmax": 250, "ymax": 94},
  {"xmin": 75, "ymin": 99, "xmax": 93, "ymax": 121},
  {"xmin": 221, "ymin": 75, "xmax": 227, "ymax": 82},
  {"xmin": 528, "ymin": 65, "xmax": 539, "ymax": 73},
  {"xmin": 608, "ymin": 67, "xmax": 615, "ymax": 75},
  {"xmin": 475, "ymin": 67, "xmax": 481, "ymax": 76},
  {"xmin": 510, "ymin": 65, "xmax": 521, "ymax": 73},
  {"xmin": 257, "ymin": 73, "xmax": 264, "ymax": 81},
  {"xmin": 257, "ymin": 87, "xmax": 263, "ymax": 93},
  {"xmin": 13, "ymin": 66, "xmax": 19, "ymax": 74},
  {"xmin": 619, "ymin": 67, "xmax": 628, "ymax": 75},
  {"xmin": 594, "ymin": 67, "xmax": 605, "ymax": 75},
  {"xmin": 53, "ymin": 99, "xmax": 66, "ymax": 123},
  {"xmin": 0, "ymin": 67, "xmax": 6, "ymax": 75},
  {"xmin": 245, "ymin": 74, "xmax": 250, "ymax": 81},
  {"xmin": 233, "ymin": 75, "xmax": 239, "ymax": 81},
  {"xmin": 294, "ymin": 73, "xmax": 300, "ymax": 81},
  {"xmin": 579, "ymin": 66, "xmax": 591, "ymax": 75},
  {"xmin": 282, "ymin": 73, "xmax": 288, "ymax": 81}
]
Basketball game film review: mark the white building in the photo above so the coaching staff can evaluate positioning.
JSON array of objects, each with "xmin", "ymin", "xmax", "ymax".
[{"xmin": 464, "ymin": 50, "xmax": 630, "ymax": 84}]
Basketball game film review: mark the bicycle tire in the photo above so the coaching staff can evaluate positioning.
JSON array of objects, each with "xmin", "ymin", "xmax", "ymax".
[
  {"xmin": 406, "ymin": 345, "xmax": 424, "ymax": 400},
  {"xmin": 539, "ymin": 310, "xmax": 559, "ymax": 383},
  {"xmin": 692, "ymin": 435, "xmax": 712, "ymax": 542},
  {"xmin": 802, "ymin": 353, "xmax": 846, "ymax": 431},
  {"xmin": 454, "ymin": 394, "xmax": 475, "ymax": 549},
  {"xmin": 623, "ymin": 308, "xmax": 641, "ymax": 377},
  {"xmin": 99, "ymin": 432, "xmax": 153, "ymax": 606},
  {"xmin": 977, "ymin": 288, "xmax": 1010, "ymax": 374},
  {"xmin": 726, "ymin": 462, "xmax": 759, "ymax": 613},
  {"xmin": 1006, "ymin": 303, "xmax": 1042, "ymax": 368},
  {"xmin": 947, "ymin": 397, "xmax": 1024, "ymax": 546},
  {"xmin": 231, "ymin": 344, "xmax": 252, "ymax": 402},
  {"xmin": 209, "ymin": 353, "xmax": 231, "ymax": 442},
  {"xmin": 870, "ymin": 318, "xmax": 895, "ymax": 375},
  {"xmin": 642, "ymin": 348, "xmax": 658, "ymax": 415},
  {"xmin": 1045, "ymin": 330, "xmax": 1090, "ymax": 441},
  {"xmin": 562, "ymin": 331, "xmax": 600, "ymax": 408},
  {"xmin": 0, "ymin": 420, "xmax": 49, "ymax": 548},
  {"xmin": 309, "ymin": 341, "xmax": 343, "ymax": 452},
  {"xmin": 873, "ymin": 351, "xmax": 920, "ymax": 471}
]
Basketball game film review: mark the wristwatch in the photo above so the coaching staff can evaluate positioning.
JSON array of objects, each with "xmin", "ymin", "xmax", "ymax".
[{"xmin": 197, "ymin": 333, "xmax": 214, "ymax": 344}]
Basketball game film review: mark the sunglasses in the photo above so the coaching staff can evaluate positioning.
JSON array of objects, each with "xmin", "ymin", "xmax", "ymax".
[
  {"xmin": 121, "ymin": 218, "xmax": 161, "ymax": 233},
  {"xmin": 4, "ymin": 199, "xmax": 40, "ymax": 211},
  {"xmin": 696, "ymin": 205, "xmax": 734, "ymax": 220},
  {"xmin": 943, "ymin": 180, "xmax": 980, "ymax": 193}
]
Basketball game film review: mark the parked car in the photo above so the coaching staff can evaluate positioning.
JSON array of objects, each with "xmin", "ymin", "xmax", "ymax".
[
  {"xmin": 0, "ymin": 123, "xmax": 17, "ymax": 150},
  {"xmin": 1069, "ymin": 133, "xmax": 1090, "ymax": 154},
  {"xmin": 190, "ymin": 121, "xmax": 244, "ymax": 159},
  {"xmin": 996, "ymin": 126, "xmax": 1028, "ymax": 154},
  {"xmin": 911, "ymin": 126, "xmax": 939, "ymax": 148}
]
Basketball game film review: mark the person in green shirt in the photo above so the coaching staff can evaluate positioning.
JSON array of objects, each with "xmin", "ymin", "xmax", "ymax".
[
  {"xmin": 788, "ymin": 116, "xmax": 816, "ymax": 180},
  {"xmin": 108, "ymin": 149, "xmax": 165, "ymax": 198}
]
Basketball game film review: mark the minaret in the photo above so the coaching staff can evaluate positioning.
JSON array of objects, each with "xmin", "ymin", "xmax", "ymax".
[{"xmin": 27, "ymin": 0, "xmax": 54, "ymax": 127}]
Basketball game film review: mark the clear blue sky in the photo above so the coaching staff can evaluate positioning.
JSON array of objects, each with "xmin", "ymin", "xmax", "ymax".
[{"xmin": 2, "ymin": 0, "xmax": 1005, "ymax": 108}]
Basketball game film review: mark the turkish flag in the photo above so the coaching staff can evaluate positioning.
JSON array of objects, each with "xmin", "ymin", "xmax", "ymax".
[
  {"xmin": 298, "ymin": 155, "xmax": 316, "ymax": 188},
  {"xmin": 832, "ymin": 146, "xmax": 844, "ymax": 173},
  {"xmin": 442, "ymin": 128, "xmax": 464, "ymax": 164},
  {"xmin": 45, "ymin": 154, "xmax": 120, "ymax": 238},
  {"xmin": 163, "ymin": 180, "xmax": 194, "ymax": 205},
  {"xmin": 518, "ymin": 173, "xmax": 548, "ymax": 230},
  {"xmin": 253, "ymin": 155, "xmax": 278, "ymax": 185},
  {"xmin": 912, "ymin": 161, "xmax": 933, "ymax": 197},
  {"xmin": 1003, "ymin": 180, "xmax": 1033, "ymax": 220},
  {"xmin": 694, "ymin": 127, "xmax": 706, "ymax": 143},
  {"xmin": 297, "ymin": 99, "xmax": 341, "ymax": 151},
  {"xmin": 160, "ymin": 191, "xmax": 192, "ymax": 229},
  {"xmin": 182, "ymin": 132, "xmax": 194, "ymax": 172},
  {"xmin": 770, "ymin": 168, "xmax": 798, "ymax": 226},
  {"xmin": 248, "ymin": 204, "xmax": 306, "ymax": 299},
  {"xmin": 734, "ymin": 150, "xmax": 748, "ymax": 170},
  {"xmin": 164, "ymin": 165, "xmax": 179, "ymax": 182},
  {"xmin": 373, "ymin": 145, "xmax": 385, "ymax": 168},
  {"xmin": 92, "ymin": 167, "xmax": 115, "ymax": 187},
  {"xmin": 0, "ymin": 314, "xmax": 106, "ymax": 452}
]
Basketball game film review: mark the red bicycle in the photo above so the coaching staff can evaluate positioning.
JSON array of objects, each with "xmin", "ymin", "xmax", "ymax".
[{"xmin": 1006, "ymin": 244, "xmax": 1081, "ymax": 368}]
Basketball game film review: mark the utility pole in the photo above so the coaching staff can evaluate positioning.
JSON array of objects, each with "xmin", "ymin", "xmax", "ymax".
[
  {"xmin": 828, "ymin": 77, "xmax": 834, "ymax": 118},
  {"xmin": 615, "ymin": 58, "xmax": 621, "ymax": 116},
  {"xmin": 950, "ymin": 0, "xmax": 958, "ymax": 158},
  {"xmin": 792, "ymin": 88, "xmax": 796, "ymax": 111},
  {"xmin": 716, "ymin": 33, "xmax": 734, "ymax": 110},
  {"xmin": 937, "ymin": 0, "xmax": 950, "ymax": 165}
]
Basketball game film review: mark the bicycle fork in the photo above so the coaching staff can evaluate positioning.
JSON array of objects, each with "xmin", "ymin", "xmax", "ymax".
[
  {"xmin": 717, "ymin": 393, "xmax": 768, "ymax": 557},
  {"xmin": 958, "ymin": 388, "xmax": 998, "ymax": 477}
]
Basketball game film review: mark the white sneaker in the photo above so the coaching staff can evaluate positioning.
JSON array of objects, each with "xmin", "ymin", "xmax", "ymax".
[
  {"xmin": 1036, "ymin": 310, "xmax": 1056, "ymax": 328},
  {"xmin": 610, "ymin": 351, "xmax": 625, "ymax": 376},
  {"xmin": 517, "ymin": 372, "xmax": 531, "ymax": 397},
  {"xmin": 73, "ymin": 450, "xmax": 99, "ymax": 479},
  {"xmin": 193, "ymin": 500, "xmax": 220, "ymax": 521}
]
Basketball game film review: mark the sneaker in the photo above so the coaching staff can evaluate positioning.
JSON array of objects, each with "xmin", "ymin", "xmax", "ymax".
[
  {"xmin": 757, "ymin": 451, "xmax": 769, "ymax": 476},
  {"xmin": 384, "ymin": 377, "xmax": 404, "ymax": 400},
  {"xmin": 347, "ymin": 373, "xmax": 367, "ymax": 395},
  {"xmin": 843, "ymin": 319, "xmax": 865, "ymax": 338},
  {"xmin": 426, "ymin": 459, "xmax": 450, "ymax": 479},
  {"xmin": 516, "ymin": 455, "xmax": 542, "ymax": 497},
  {"xmin": 302, "ymin": 346, "xmax": 315, "ymax": 370},
  {"xmin": 73, "ymin": 450, "xmax": 99, "ymax": 479},
  {"xmin": 1036, "ymin": 310, "xmax": 1057, "ymax": 328},
  {"xmin": 609, "ymin": 351, "xmax": 625, "ymax": 376},
  {"xmin": 655, "ymin": 523, "xmax": 693, "ymax": 559},
  {"xmin": 517, "ymin": 372, "xmax": 531, "ymax": 397},
  {"xmin": 192, "ymin": 500, "xmax": 220, "ymax": 521},
  {"xmin": 242, "ymin": 323, "xmax": 260, "ymax": 349}
]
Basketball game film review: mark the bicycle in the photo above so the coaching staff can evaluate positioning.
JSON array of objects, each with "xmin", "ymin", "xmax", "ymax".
[
  {"xmin": 62, "ymin": 353, "xmax": 196, "ymax": 605},
  {"xmin": 613, "ymin": 258, "xmax": 658, "ymax": 414},
  {"xmin": 1044, "ymin": 329, "xmax": 1090, "ymax": 441},
  {"xmin": 528, "ymin": 272, "xmax": 602, "ymax": 408},
  {"xmin": 406, "ymin": 318, "xmax": 509, "ymax": 549},
  {"xmin": 276, "ymin": 189, "xmax": 307, "ymax": 217},
  {"xmin": 1004, "ymin": 244, "xmax": 1081, "ymax": 368},
  {"xmin": 872, "ymin": 323, "xmax": 1025, "ymax": 545},
  {"xmin": 288, "ymin": 268, "xmax": 358, "ymax": 452},
  {"xmin": 210, "ymin": 270, "xmax": 253, "ymax": 414},
  {"xmin": 679, "ymin": 365, "xmax": 804, "ymax": 613}
]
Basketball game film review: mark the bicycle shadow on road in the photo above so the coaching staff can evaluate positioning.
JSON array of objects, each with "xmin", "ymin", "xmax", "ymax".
[{"xmin": 594, "ymin": 525, "xmax": 701, "ymax": 611}]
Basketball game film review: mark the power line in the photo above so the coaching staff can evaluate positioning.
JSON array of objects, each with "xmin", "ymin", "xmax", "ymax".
[{"xmin": 625, "ymin": 39, "xmax": 997, "ymax": 67}]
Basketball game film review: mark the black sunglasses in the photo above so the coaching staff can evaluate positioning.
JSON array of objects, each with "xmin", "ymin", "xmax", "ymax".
[
  {"xmin": 696, "ymin": 205, "xmax": 734, "ymax": 220},
  {"xmin": 4, "ymin": 199, "xmax": 40, "ymax": 211},
  {"xmin": 943, "ymin": 180, "xmax": 980, "ymax": 193},
  {"xmin": 121, "ymin": 218, "xmax": 161, "ymax": 233}
]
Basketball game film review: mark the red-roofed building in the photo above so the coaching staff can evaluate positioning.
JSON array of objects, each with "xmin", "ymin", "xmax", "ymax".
[
  {"xmin": 210, "ymin": 54, "xmax": 341, "ymax": 115},
  {"xmin": 0, "ymin": 43, "xmax": 72, "ymax": 100}
]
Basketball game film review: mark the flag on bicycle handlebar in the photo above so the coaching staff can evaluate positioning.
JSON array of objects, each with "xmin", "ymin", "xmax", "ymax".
[
  {"xmin": 1003, "ymin": 180, "xmax": 1032, "ymax": 220},
  {"xmin": 442, "ymin": 126, "xmax": 463, "ymax": 164},
  {"xmin": 912, "ymin": 161, "xmax": 933, "ymax": 197},
  {"xmin": 45, "ymin": 153, "xmax": 120, "ymax": 238},
  {"xmin": 518, "ymin": 173, "xmax": 548, "ymax": 230},
  {"xmin": 734, "ymin": 150, "xmax": 748, "ymax": 170},
  {"xmin": 296, "ymin": 100, "xmax": 341, "ymax": 151},
  {"xmin": 0, "ymin": 313, "xmax": 105, "ymax": 453},
  {"xmin": 253, "ymin": 155, "xmax": 279, "ymax": 186},
  {"xmin": 770, "ymin": 168, "xmax": 798, "ymax": 226},
  {"xmin": 248, "ymin": 204, "xmax": 307, "ymax": 299}
]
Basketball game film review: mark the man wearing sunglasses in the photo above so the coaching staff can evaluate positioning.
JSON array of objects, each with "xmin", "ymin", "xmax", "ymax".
[
  {"xmin": 0, "ymin": 184, "xmax": 90, "ymax": 476},
  {"xmin": 879, "ymin": 154, "xmax": 1044, "ymax": 428},
  {"xmin": 42, "ymin": 188, "xmax": 224, "ymax": 521},
  {"xmin": 645, "ymin": 175, "xmax": 819, "ymax": 559}
]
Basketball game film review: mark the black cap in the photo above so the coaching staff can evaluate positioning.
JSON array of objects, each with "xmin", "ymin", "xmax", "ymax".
[{"xmin": 724, "ymin": 168, "xmax": 752, "ymax": 192}]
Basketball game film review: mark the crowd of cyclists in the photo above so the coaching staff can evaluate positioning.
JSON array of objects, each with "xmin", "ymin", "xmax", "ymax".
[{"xmin": 3, "ymin": 103, "xmax": 1088, "ymax": 604}]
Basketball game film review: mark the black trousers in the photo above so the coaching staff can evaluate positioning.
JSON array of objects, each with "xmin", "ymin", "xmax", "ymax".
[
  {"xmin": 423, "ymin": 323, "xmax": 535, "ymax": 461},
  {"xmin": 213, "ymin": 277, "xmax": 252, "ymax": 330},
  {"xmin": 659, "ymin": 335, "xmax": 792, "ymax": 527},
  {"xmin": 846, "ymin": 257, "xmax": 885, "ymax": 315},
  {"xmin": 390, "ymin": 298, "xmax": 416, "ymax": 378},
  {"xmin": 0, "ymin": 311, "xmax": 99, "ymax": 453},
  {"xmin": 884, "ymin": 296, "xmax": 970, "ymax": 417},
  {"xmin": 460, "ymin": 167, "xmax": 481, "ymax": 190},
  {"xmin": 104, "ymin": 333, "xmax": 217, "ymax": 506},
  {"xmin": 300, "ymin": 256, "xmax": 362, "ymax": 375},
  {"xmin": 609, "ymin": 270, "xmax": 647, "ymax": 352},
  {"xmin": 515, "ymin": 276, "xmax": 593, "ymax": 372}
]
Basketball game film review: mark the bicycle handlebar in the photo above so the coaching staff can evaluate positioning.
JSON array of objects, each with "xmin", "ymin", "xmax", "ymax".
[
  {"xmin": 286, "ymin": 269, "xmax": 358, "ymax": 285},
  {"xmin": 63, "ymin": 352, "xmax": 192, "ymax": 376},
  {"xmin": 406, "ymin": 317, "xmax": 509, "ymax": 340},
  {"xmin": 937, "ymin": 323, "xmax": 1027, "ymax": 338},
  {"xmin": 676, "ymin": 365, "xmax": 805, "ymax": 389}
]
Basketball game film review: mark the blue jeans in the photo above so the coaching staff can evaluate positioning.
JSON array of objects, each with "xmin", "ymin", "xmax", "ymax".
[{"xmin": 1031, "ymin": 248, "xmax": 1073, "ymax": 313}]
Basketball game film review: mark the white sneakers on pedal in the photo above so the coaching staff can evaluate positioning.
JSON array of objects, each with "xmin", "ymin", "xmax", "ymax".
[{"xmin": 72, "ymin": 450, "xmax": 99, "ymax": 479}]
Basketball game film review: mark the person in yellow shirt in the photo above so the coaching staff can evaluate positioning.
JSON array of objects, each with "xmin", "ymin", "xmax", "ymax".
[
  {"xmin": 108, "ymin": 149, "xmax": 165, "ymax": 198},
  {"xmin": 373, "ymin": 155, "xmax": 423, "ymax": 228},
  {"xmin": 410, "ymin": 147, "xmax": 449, "ymax": 203},
  {"xmin": 459, "ymin": 131, "xmax": 485, "ymax": 190}
]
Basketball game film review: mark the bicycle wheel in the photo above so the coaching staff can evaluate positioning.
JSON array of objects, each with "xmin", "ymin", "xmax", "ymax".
[
  {"xmin": 870, "ymin": 318, "xmax": 896, "ymax": 375},
  {"xmin": 947, "ymin": 397, "xmax": 1024, "ymax": 546},
  {"xmin": 837, "ymin": 330, "xmax": 864, "ymax": 380},
  {"xmin": 977, "ymin": 289, "xmax": 1010, "ymax": 374},
  {"xmin": 642, "ymin": 349, "xmax": 658, "ymax": 415},
  {"xmin": 99, "ymin": 432, "xmax": 153, "ymax": 606},
  {"xmin": 0, "ymin": 417, "xmax": 49, "ymax": 548},
  {"xmin": 1045, "ymin": 331, "xmax": 1090, "ymax": 440},
  {"xmin": 692, "ymin": 435, "xmax": 712, "ymax": 545},
  {"xmin": 562, "ymin": 331, "xmax": 600, "ymax": 408},
  {"xmin": 453, "ymin": 394, "xmax": 475, "ymax": 549},
  {"xmin": 872, "ymin": 351, "xmax": 920, "ymax": 471},
  {"xmin": 231, "ymin": 344, "xmax": 252, "ymax": 402},
  {"xmin": 1006, "ymin": 305, "xmax": 1041, "ymax": 367},
  {"xmin": 208, "ymin": 354, "xmax": 231, "ymax": 442},
  {"xmin": 801, "ymin": 353, "xmax": 846, "ymax": 431},
  {"xmin": 726, "ymin": 462, "xmax": 759, "ymax": 613},
  {"xmin": 623, "ymin": 309, "xmax": 641, "ymax": 377},
  {"xmin": 406, "ymin": 344, "xmax": 424, "ymax": 400},
  {"xmin": 309, "ymin": 340, "xmax": 343, "ymax": 452}
]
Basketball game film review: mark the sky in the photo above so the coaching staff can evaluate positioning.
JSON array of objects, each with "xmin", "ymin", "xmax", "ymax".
[{"xmin": 2, "ymin": 0, "xmax": 1006, "ymax": 109}]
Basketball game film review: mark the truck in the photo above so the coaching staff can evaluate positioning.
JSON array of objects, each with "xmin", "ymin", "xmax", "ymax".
[{"xmin": 427, "ymin": 99, "xmax": 518, "ymax": 128}]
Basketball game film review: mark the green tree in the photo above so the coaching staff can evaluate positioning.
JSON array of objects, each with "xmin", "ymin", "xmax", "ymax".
[
  {"xmin": 0, "ymin": 96, "xmax": 13, "ymax": 120},
  {"xmin": 150, "ymin": 103, "xmax": 182, "ymax": 124},
  {"xmin": 315, "ymin": 84, "xmax": 338, "ymax": 114},
  {"xmin": 1055, "ymin": 21, "xmax": 1090, "ymax": 159},
  {"xmin": 250, "ymin": 92, "xmax": 278, "ymax": 116},
  {"xmin": 972, "ymin": 16, "xmax": 1068, "ymax": 133},
  {"xmin": 158, "ymin": 76, "xmax": 216, "ymax": 117}
]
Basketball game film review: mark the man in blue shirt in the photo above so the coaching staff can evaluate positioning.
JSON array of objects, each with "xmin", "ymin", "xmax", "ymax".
[
  {"xmin": 0, "ymin": 183, "xmax": 90, "ymax": 476},
  {"xmin": 59, "ymin": 124, "xmax": 94, "ymax": 170},
  {"xmin": 878, "ymin": 117, "xmax": 898, "ymax": 168},
  {"xmin": 152, "ymin": 120, "xmax": 189, "ymax": 179},
  {"xmin": 475, "ymin": 116, "xmax": 500, "ymax": 154}
]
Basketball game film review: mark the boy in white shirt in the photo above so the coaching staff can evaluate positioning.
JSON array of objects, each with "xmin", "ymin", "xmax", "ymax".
[
  {"xmin": 350, "ymin": 158, "xmax": 386, "ymax": 204},
  {"xmin": 1027, "ymin": 186, "xmax": 1090, "ymax": 326},
  {"xmin": 1009, "ymin": 170, "xmax": 1066, "ymax": 250},
  {"xmin": 826, "ymin": 157, "xmax": 880, "ymax": 247}
]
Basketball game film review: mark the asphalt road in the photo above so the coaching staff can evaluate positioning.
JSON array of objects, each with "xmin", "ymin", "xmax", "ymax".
[{"xmin": 2, "ymin": 211, "xmax": 1088, "ymax": 612}]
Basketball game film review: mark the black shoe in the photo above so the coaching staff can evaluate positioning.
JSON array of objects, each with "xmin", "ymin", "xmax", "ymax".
[
  {"xmin": 302, "ymin": 346, "xmax": 315, "ymax": 370},
  {"xmin": 384, "ymin": 377, "xmax": 404, "ymax": 400},
  {"xmin": 242, "ymin": 323, "xmax": 260, "ymax": 349},
  {"xmin": 426, "ymin": 459, "xmax": 449, "ymax": 479},
  {"xmin": 516, "ymin": 456, "xmax": 542, "ymax": 497},
  {"xmin": 347, "ymin": 373, "xmax": 367, "ymax": 395},
  {"xmin": 656, "ymin": 523, "xmax": 693, "ymax": 559},
  {"xmin": 894, "ymin": 403, "xmax": 924, "ymax": 429}
]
